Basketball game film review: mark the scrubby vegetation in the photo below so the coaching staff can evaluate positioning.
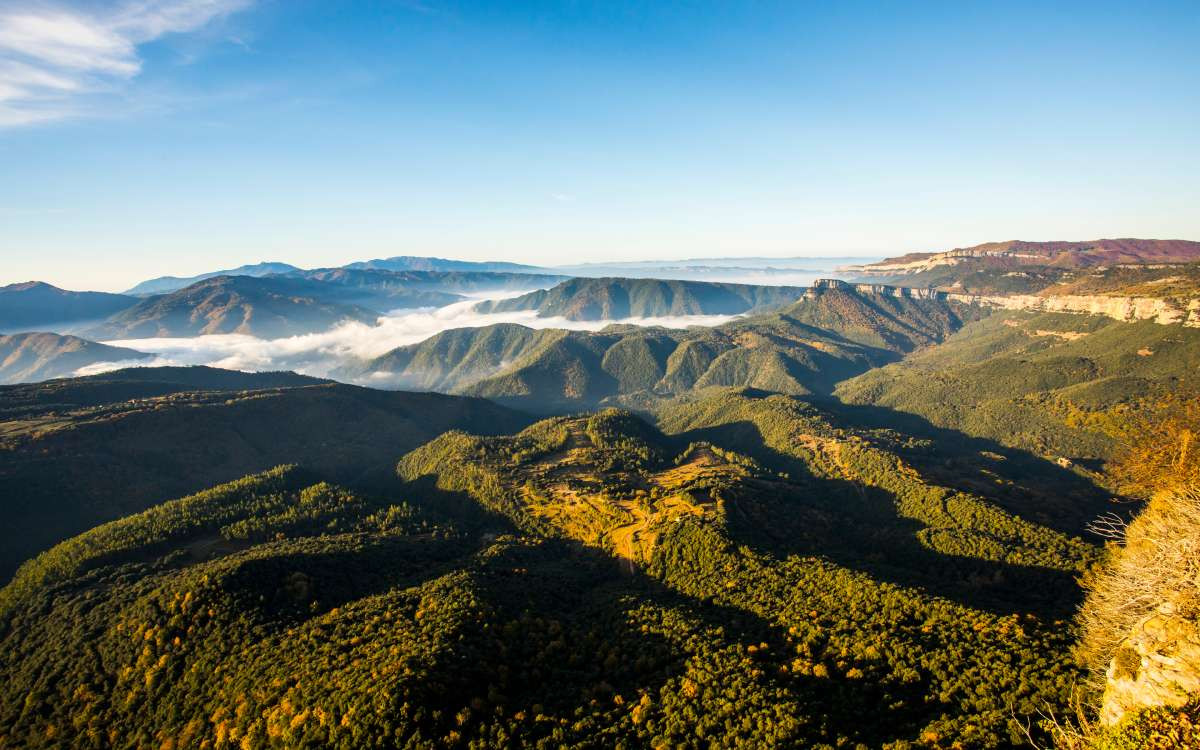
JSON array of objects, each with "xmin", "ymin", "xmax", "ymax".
[{"xmin": 1077, "ymin": 486, "xmax": 1200, "ymax": 689}]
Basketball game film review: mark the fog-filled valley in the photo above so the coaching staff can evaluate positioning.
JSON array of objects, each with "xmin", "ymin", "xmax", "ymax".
[{"xmin": 1, "ymin": 258, "xmax": 864, "ymax": 387}]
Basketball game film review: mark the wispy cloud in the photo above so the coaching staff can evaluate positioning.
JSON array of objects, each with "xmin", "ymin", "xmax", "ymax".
[{"xmin": 0, "ymin": 0, "xmax": 252, "ymax": 126}]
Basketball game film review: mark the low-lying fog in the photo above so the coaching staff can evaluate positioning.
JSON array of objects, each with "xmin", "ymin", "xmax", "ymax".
[
  {"xmin": 74, "ymin": 263, "xmax": 875, "ymax": 386},
  {"xmin": 78, "ymin": 298, "xmax": 739, "ymax": 384}
]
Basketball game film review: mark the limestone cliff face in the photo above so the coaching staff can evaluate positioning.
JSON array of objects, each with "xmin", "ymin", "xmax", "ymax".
[
  {"xmin": 946, "ymin": 292, "xmax": 1200, "ymax": 327},
  {"xmin": 808, "ymin": 279, "xmax": 1200, "ymax": 325},
  {"xmin": 1102, "ymin": 598, "xmax": 1200, "ymax": 725}
]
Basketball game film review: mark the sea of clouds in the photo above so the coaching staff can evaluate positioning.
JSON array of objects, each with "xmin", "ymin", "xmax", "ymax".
[{"xmin": 76, "ymin": 297, "xmax": 741, "ymax": 384}]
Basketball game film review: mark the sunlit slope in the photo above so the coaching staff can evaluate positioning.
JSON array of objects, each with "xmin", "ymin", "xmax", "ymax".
[
  {"xmin": 0, "ymin": 332, "xmax": 150, "ymax": 384},
  {"xmin": 835, "ymin": 311, "xmax": 1200, "ymax": 468}
]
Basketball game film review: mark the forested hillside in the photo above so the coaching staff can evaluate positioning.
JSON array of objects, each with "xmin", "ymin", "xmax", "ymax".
[
  {"xmin": 2, "ymin": 271, "xmax": 1195, "ymax": 749},
  {"xmin": 0, "ymin": 392, "xmax": 1106, "ymax": 748},
  {"xmin": 835, "ymin": 311, "xmax": 1200, "ymax": 472},
  {"xmin": 0, "ymin": 367, "xmax": 530, "ymax": 580}
]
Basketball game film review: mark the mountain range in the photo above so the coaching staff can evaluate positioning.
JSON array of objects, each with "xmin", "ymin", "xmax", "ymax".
[
  {"xmin": 352, "ymin": 282, "xmax": 975, "ymax": 410},
  {"xmin": 123, "ymin": 262, "xmax": 304, "ymax": 296},
  {"xmin": 3, "ymin": 239, "xmax": 1199, "ymax": 747}
]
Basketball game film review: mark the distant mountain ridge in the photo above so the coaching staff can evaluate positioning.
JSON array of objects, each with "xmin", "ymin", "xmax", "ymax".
[
  {"xmin": 123, "ymin": 262, "xmax": 302, "ymax": 296},
  {"xmin": 342, "ymin": 255, "xmax": 552, "ymax": 274},
  {"xmin": 287, "ymin": 267, "xmax": 565, "ymax": 303},
  {"xmin": 851, "ymin": 239, "xmax": 1200, "ymax": 274},
  {"xmin": 0, "ymin": 281, "xmax": 137, "ymax": 332},
  {"xmin": 0, "ymin": 332, "xmax": 150, "ymax": 384},
  {"xmin": 86, "ymin": 275, "xmax": 383, "ymax": 339},
  {"xmin": 474, "ymin": 277, "xmax": 808, "ymax": 320}
]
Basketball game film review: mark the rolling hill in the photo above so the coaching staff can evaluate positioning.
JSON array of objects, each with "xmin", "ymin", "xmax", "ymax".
[
  {"xmin": 123, "ymin": 262, "xmax": 303, "ymax": 296},
  {"xmin": 0, "ymin": 392, "xmax": 1102, "ymax": 748},
  {"xmin": 473, "ymin": 277, "xmax": 808, "ymax": 320},
  {"xmin": 0, "ymin": 332, "xmax": 150, "ymax": 384},
  {"xmin": 0, "ymin": 366, "xmax": 531, "ymax": 580},
  {"xmin": 0, "ymin": 281, "xmax": 138, "ymax": 333}
]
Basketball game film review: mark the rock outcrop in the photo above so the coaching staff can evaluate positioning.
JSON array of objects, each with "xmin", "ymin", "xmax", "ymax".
[
  {"xmin": 808, "ymin": 278, "xmax": 944, "ymax": 299},
  {"xmin": 1102, "ymin": 598, "xmax": 1200, "ymax": 725},
  {"xmin": 809, "ymin": 279, "xmax": 1200, "ymax": 326}
]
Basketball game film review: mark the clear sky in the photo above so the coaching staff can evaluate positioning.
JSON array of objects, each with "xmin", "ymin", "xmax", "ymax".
[{"xmin": 1, "ymin": 0, "xmax": 1198, "ymax": 292}]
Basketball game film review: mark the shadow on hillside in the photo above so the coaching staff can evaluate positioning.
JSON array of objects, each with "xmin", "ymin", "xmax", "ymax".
[
  {"xmin": 810, "ymin": 398, "xmax": 1127, "ymax": 534},
  {"xmin": 424, "ymin": 536, "xmax": 932, "ymax": 747},
  {"xmin": 667, "ymin": 413, "xmax": 1095, "ymax": 617},
  {"xmin": 196, "ymin": 532, "xmax": 479, "ymax": 623}
]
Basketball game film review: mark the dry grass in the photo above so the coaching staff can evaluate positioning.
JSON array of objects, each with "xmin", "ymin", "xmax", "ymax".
[{"xmin": 1077, "ymin": 485, "xmax": 1200, "ymax": 691}]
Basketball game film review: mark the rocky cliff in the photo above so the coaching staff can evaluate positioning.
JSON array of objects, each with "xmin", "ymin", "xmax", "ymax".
[
  {"xmin": 946, "ymin": 292, "xmax": 1200, "ymax": 327},
  {"xmin": 809, "ymin": 279, "xmax": 1200, "ymax": 325}
]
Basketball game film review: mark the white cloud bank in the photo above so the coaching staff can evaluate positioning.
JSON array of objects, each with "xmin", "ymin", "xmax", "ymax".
[
  {"xmin": 76, "ymin": 299, "xmax": 740, "ymax": 383},
  {"xmin": 0, "ymin": 0, "xmax": 251, "ymax": 125}
]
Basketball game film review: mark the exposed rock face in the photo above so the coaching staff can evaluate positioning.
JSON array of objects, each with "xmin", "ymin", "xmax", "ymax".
[
  {"xmin": 1102, "ymin": 599, "xmax": 1200, "ymax": 725},
  {"xmin": 807, "ymin": 278, "xmax": 944, "ymax": 300},
  {"xmin": 809, "ymin": 279, "xmax": 1200, "ymax": 324},
  {"xmin": 946, "ymin": 292, "xmax": 1200, "ymax": 326}
]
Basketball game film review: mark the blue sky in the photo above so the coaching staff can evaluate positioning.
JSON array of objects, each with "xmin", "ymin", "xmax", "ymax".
[{"xmin": 1, "ymin": 0, "xmax": 1198, "ymax": 292}]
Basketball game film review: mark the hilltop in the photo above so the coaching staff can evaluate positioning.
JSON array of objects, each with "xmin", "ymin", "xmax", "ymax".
[
  {"xmin": 0, "ymin": 281, "xmax": 137, "ymax": 333},
  {"xmin": 0, "ymin": 332, "xmax": 150, "ymax": 384},
  {"xmin": 474, "ymin": 277, "xmax": 807, "ymax": 320}
]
